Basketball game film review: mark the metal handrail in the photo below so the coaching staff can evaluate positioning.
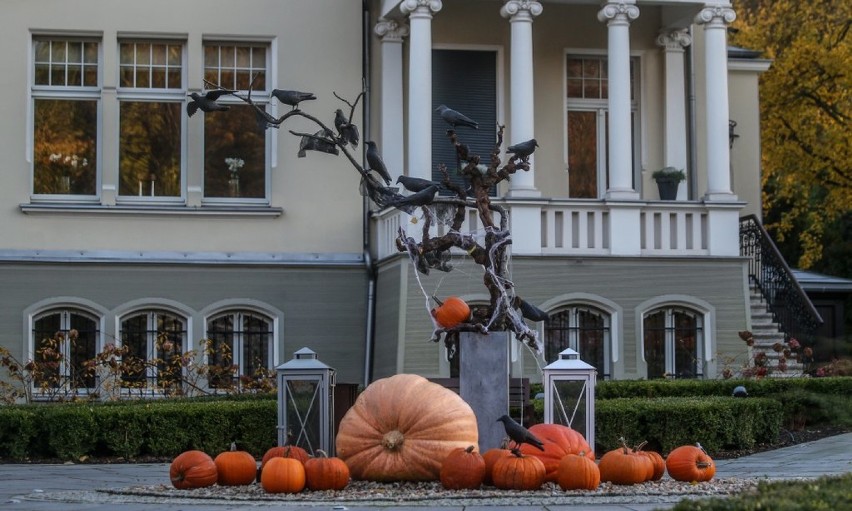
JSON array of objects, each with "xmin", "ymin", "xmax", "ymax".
[{"xmin": 739, "ymin": 214, "xmax": 823, "ymax": 342}]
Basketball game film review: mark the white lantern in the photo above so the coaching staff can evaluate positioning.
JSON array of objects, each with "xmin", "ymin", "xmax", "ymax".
[
  {"xmin": 276, "ymin": 347, "xmax": 336, "ymax": 455},
  {"xmin": 543, "ymin": 348, "xmax": 596, "ymax": 450}
]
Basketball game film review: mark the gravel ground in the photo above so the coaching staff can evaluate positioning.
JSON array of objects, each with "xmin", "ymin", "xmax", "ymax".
[{"xmin": 102, "ymin": 478, "xmax": 763, "ymax": 507}]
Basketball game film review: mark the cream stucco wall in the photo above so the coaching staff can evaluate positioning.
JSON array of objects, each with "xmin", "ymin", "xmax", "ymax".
[{"xmin": 2, "ymin": 0, "xmax": 365, "ymax": 255}]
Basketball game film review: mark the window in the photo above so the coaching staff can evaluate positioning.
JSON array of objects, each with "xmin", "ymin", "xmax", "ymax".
[
  {"xmin": 565, "ymin": 55, "xmax": 638, "ymax": 198},
  {"xmin": 117, "ymin": 40, "xmax": 185, "ymax": 199},
  {"xmin": 119, "ymin": 310, "xmax": 187, "ymax": 393},
  {"xmin": 544, "ymin": 305, "xmax": 611, "ymax": 378},
  {"xmin": 205, "ymin": 310, "xmax": 274, "ymax": 390},
  {"xmin": 643, "ymin": 307, "xmax": 703, "ymax": 379},
  {"xmin": 32, "ymin": 37, "xmax": 99, "ymax": 196},
  {"xmin": 31, "ymin": 309, "xmax": 99, "ymax": 394},
  {"xmin": 202, "ymin": 42, "xmax": 269, "ymax": 200}
]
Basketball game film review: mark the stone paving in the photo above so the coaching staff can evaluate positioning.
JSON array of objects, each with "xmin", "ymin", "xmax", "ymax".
[{"xmin": 1, "ymin": 433, "xmax": 849, "ymax": 511}]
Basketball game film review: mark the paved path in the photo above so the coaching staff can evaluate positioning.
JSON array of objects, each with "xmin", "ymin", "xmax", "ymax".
[{"xmin": 1, "ymin": 433, "xmax": 849, "ymax": 511}]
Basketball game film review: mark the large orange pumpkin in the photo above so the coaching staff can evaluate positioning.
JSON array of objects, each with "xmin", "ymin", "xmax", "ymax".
[
  {"xmin": 557, "ymin": 451, "xmax": 600, "ymax": 491},
  {"xmin": 169, "ymin": 450, "xmax": 218, "ymax": 489},
  {"xmin": 492, "ymin": 451, "xmax": 546, "ymax": 491},
  {"xmin": 666, "ymin": 443, "xmax": 715, "ymax": 482},
  {"xmin": 440, "ymin": 445, "xmax": 486, "ymax": 490},
  {"xmin": 518, "ymin": 423, "xmax": 594, "ymax": 482},
  {"xmin": 261, "ymin": 456, "xmax": 306, "ymax": 493},
  {"xmin": 304, "ymin": 450, "xmax": 350, "ymax": 491},
  {"xmin": 214, "ymin": 442, "xmax": 257, "ymax": 486},
  {"xmin": 335, "ymin": 374, "xmax": 479, "ymax": 481},
  {"xmin": 431, "ymin": 296, "xmax": 471, "ymax": 328}
]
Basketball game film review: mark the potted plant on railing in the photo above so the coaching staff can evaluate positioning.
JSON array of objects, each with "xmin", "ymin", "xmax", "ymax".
[{"xmin": 651, "ymin": 167, "xmax": 686, "ymax": 200}]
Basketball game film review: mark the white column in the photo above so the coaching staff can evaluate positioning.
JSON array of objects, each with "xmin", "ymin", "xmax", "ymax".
[
  {"xmin": 401, "ymin": 0, "xmax": 442, "ymax": 181},
  {"xmin": 696, "ymin": 4, "xmax": 737, "ymax": 201},
  {"xmin": 375, "ymin": 18, "xmax": 409, "ymax": 182},
  {"xmin": 598, "ymin": 2, "xmax": 640, "ymax": 200},
  {"xmin": 501, "ymin": 0, "xmax": 543, "ymax": 197},
  {"xmin": 656, "ymin": 29, "xmax": 692, "ymax": 200}
]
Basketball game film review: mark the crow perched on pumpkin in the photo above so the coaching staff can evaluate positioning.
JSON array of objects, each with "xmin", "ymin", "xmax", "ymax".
[{"xmin": 497, "ymin": 414, "xmax": 544, "ymax": 451}]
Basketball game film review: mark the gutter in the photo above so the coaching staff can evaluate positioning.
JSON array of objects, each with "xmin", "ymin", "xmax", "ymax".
[{"xmin": 361, "ymin": 0, "xmax": 376, "ymax": 388}]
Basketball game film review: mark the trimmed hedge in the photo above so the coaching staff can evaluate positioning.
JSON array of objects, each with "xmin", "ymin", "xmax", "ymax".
[
  {"xmin": 594, "ymin": 396, "xmax": 782, "ymax": 455},
  {"xmin": 594, "ymin": 377, "xmax": 851, "ymax": 400},
  {"xmin": 668, "ymin": 473, "xmax": 852, "ymax": 510},
  {"xmin": 0, "ymin": 399, "xmax": 277, "ymax": 461}
]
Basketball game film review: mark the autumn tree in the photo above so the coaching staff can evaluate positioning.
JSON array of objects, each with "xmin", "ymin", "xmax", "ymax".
[{"xmin": 731, "ymin": 1, "xmax": 851, "ymax": 274}]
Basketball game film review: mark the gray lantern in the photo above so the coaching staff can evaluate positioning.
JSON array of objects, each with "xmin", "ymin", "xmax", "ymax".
[
  {"xmin": 276, "ymin": 347, "xmax": 336, "ymax": 456},
  {"xmin": 543, "ymin": 348, "xmax": 597, "ymax": 450}
]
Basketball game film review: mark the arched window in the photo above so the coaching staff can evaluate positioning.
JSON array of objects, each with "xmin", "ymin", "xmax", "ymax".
[
  {"xmin": 32, "ymin": 309, "xmax": 99, "ymax": 394},
  {"xmin": 119, "ymin": 309, "xmax": 187, "ymax": 393},
  {"xmin": 206, "ymin": 310, "xmax": 274, "ymax": 390},
  {"xmin": 545, "ymin": 305, "xmax": 611, "ymax": 379},
  {"xmin": 644, "ymin": 307, "xmax": 703, "ymax": 379}
]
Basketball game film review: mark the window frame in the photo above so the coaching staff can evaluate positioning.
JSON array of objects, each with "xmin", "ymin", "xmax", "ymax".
[
  {"xmin": 117, "ymin": 308, "xmax": 188, "ymax": 395},
  {"xmin": 563, "ymin": 50, "xmax": 642, "ymax": 199},
  {"xmin": 204, "ymin": 309, "xmax": 275, "ymax": 391},
  {"xmin": 115, "ymin": 38, "xmax": 187, "ymax": 204},
  {"xmin": 639, "ymin": 300, "xmax": 710, "ymax": 379},
  {"xmin": 30, "ymin": 34, "xmax": 102, "ymax": 202},
  {"xmin": 29, "ymin": 307, "xmax": 102, "ymax": 399},
  {"xmin": 200, "ymin": 39, "xmax": 273, "ymax": 205},
  {"xmin": 544, "ymin": 304, "xmax": 612, "ymax": 379}
]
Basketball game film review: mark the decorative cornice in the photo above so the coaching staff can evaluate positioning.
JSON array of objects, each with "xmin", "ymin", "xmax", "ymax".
[
  {"xmin": 597, "ymin": 2, "xmax": 640, "ymax": 25},
  {"xmin": 695, "ymin": 4, "xmax": 736, "ymax": 27},
  {"xmin": 656, "ymin": 29, "xmax": 692, "ymax": 50},
  {"xmin": 500, "ymin": 1, "xmax": 543, "ymax": 20},
  {"xmin": 375, "ymin": 18, "xmax": 409, "ymax": 42},
  {"xmin": 400, "ymin": 0, "xmax": 442, "ymax": 17}
]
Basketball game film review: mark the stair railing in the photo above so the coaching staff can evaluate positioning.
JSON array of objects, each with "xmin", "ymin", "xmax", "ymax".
[{"xmin": 739, "ymin": 215, "xmax": 823, "ymax": 343}]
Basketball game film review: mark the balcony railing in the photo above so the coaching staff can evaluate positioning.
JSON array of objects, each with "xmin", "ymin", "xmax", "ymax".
[{"xmin": 371, "ymin": 199, "xmax": 716, "ymax": 259}]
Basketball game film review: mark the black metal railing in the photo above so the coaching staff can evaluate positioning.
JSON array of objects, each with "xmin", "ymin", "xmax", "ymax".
[{"xmin": 739, "ymin": 215, "xmax": 822, "ymax": 343}]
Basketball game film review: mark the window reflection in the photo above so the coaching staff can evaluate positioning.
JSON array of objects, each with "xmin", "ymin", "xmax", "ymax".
[
  {"xmin": 204, "ymin": 105, "xmax": 266, "ymax": 199},
  {"xmin": 119, "ymin": 102, "xmax": 182, "ymax": 197},
  {"xmin": 33, "ymin": 99, "xmax": 98, "ymax": 195}
]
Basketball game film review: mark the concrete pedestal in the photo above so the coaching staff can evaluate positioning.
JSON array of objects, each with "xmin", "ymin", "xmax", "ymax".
[{"xmin": 459, "ymin": 331, "xmax": 510, "ymax": 452}]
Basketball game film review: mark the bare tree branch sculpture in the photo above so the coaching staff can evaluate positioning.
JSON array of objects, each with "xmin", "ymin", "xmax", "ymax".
[{"xmin": 194, "ymin": 78, "xmax": 547, "ymax": 360}]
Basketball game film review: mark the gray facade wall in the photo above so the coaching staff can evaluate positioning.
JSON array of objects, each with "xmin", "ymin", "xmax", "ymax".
[
  {"xmin": 0, "ymin": 260, "xmax": 368, "ymax": 385},
  {"xmin": 377, "ymin": 254, "xmax": 750, "ymax": 382}
]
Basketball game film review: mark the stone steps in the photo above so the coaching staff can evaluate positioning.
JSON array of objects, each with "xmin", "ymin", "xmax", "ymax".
[{"xmin": 744, "ymin": 287, "xmax": 805, "ymax": 377}]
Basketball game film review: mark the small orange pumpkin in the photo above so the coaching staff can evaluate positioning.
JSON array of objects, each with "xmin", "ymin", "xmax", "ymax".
[
  {"xmin": 492, "ymin": 450, "xmax": 546, "ymax": 491},
  {"xmin": 431, "ymin": 296, "xmax": 471, "ymax": 328},
  {"xmin": 666, "ymin": 443, "xmax": 715, "ymax": 482},
  {"xmin": 261, "ymin": 455, "xmax": 306, "ymax": 493},
  {"xmin": 598, "ymin": 439, "xmax": 653, "ymax": 485},
  {"xmin": 258, "ymin": 445, "xmax": 309, "ymax": 481},
  {"xmin": 440, "ymin": 445, "xmax": 486, "ymax": 490},
  {"xmin": 304, "ymin": 450, "xmax": 350, "ymax": 491},
  {"xmin": 518, "ymin": 423, "xmax": 594, "ymax": 482},
  {"xmin": 169, "ymin": 450, "xmax": 218, "ymax": 489},
  {"xmin": 482, "ymin": 440, "xmax": 513, "ymax": 486},
  {"xmin": 214, "ymin": 442, "xmax": 257, "ymax": 486},
  {"xmin": 633, "ymin": 442, "xmax": 665, "ymax": 481},
  {"xmin": 557, "ymin": 451, "xmax": 600, "ymax": 491}
]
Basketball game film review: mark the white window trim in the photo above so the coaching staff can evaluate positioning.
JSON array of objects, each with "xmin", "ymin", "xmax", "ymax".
[
  {"xmin": 199, "ymin": 38, "xmax": 275, "ymax": 206},
  {"xmin": 29, "ymin": 33, "xmax": 103, "ymax": 203}
]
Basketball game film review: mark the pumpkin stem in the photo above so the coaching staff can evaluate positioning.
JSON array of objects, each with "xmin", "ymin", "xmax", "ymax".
[
  {"xmin": 316, "ymin": 449, "xmax": 328, "ymax": 458},
  {"xmin": 633, "ymin": 441, "xmax": 648, "ymax": 452},
  {"xmin": 618, "ymin": 436, "xmax": 630, "ymax": 454},
  {"xmin": 465, "ymin": 445, "xmax": 476, "ymax": 454},
  {"xmin": 697, "ymin": 461, "xmax": 712, "ymax": 469},
  {"xmin": 431, "ymin": 295, "xmax": 444, "ymax": 306},
  {"xmin": 381, "ymin": 430, "xmax": 405, "ymax": 451},
  {"xmin": 230, "ymin": 441, "xmax": 238, "ymax": 451}
]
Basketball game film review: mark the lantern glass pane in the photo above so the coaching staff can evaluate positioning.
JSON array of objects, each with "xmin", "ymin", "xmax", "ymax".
[
  {"xmin": 285, "ymin": 379, "xmax": 321, "ymax": 454},
  {"xmin": 550, "ymin": 379, "xmax": 588, "ymax": 439}
]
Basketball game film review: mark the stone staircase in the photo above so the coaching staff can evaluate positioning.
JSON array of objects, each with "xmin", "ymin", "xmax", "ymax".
[{"xmin": 748, "ymin": 286, "xmax": 805, "ymax": 377}]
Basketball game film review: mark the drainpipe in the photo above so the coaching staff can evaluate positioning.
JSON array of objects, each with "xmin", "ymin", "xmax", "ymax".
[
  {"xmin": 361, "ymin": 0, "xmax": 376, "ymax": 388},
  {"xmin": 686, "ymin": 26, "xmax": 698, "ymax": 199}
]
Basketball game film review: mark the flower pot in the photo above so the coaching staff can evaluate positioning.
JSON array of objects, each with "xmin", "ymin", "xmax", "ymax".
[{"xmin": 655, "ymin": 178, "xmax": 680, "ymax": 200}]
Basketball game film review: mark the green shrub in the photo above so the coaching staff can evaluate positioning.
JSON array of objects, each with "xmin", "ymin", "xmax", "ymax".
[
  {"xmin": 594, "ymin": 396, "xmax": 782, "ymax": 454},
  {"xmin": 96, "ymin": 406, "xmax": 148, "ymax": 459},
  {"xmin": 666, "ymin": 473, "xmax": 852, "ymax": 510},
  {"xmin": 0, "ymin": 406, "xmax": 37, "ymax": 460},
  {"xmin": 37, "ymin": 404, "xmax": 99, "ymax": 460}
]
